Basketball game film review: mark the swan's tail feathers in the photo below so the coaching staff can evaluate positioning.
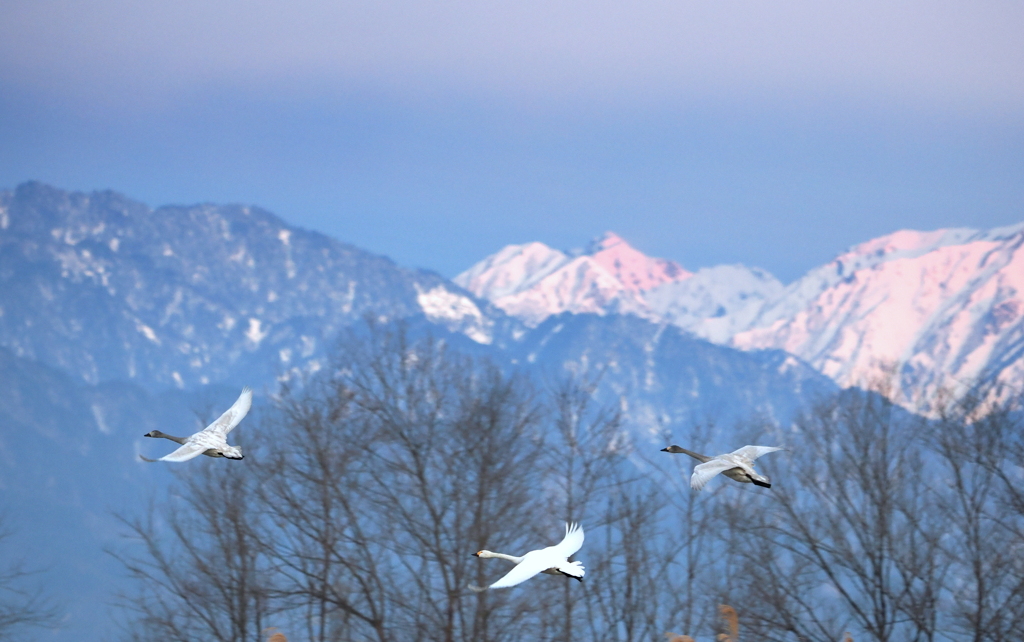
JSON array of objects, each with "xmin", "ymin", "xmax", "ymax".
[
  {"xmin": 557, "ymin": 560, "xmax": 585, "ymax": 582},
  {"xmin": 752, "ymin": 478, "xmax": 771, "ymax": 488}
]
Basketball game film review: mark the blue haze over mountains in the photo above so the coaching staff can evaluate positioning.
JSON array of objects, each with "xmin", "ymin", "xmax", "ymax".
[{"xmin": 0, "ymin": 182, "xmax": 835, "ymax": 640}]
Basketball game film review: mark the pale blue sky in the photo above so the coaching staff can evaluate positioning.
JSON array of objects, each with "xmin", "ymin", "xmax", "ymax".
[{"xmin": 1, "ymin": 0, "xmax": 1022, "ymax": 282}]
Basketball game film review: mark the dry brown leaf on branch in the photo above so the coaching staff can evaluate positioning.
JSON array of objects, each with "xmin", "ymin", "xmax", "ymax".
[
  {"xmin": 263, "ymin": 628, "xmax": 288, "ymax": 642},
  {"xmin": 717, "ymin": 604, "xmax": 739, "ymax": 642}
]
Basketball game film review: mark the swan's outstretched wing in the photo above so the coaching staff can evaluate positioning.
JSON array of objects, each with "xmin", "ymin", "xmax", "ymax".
[
  {"xmin": 205, "ymin": 387, "xmax": 252, "ymax": 437},
  {"xmin": 551, "ymin": 522, "xmax": 585, "ymax": 559},
  {"xmin": 151, "ymin": 441, "xmax": 208, "ymax": 463},
  {"xmin": 485, "ymin": 555, "xmax": 552, "ymax": 590},
  {"xmin": 691, "ymin": 459, "xmax": 738, "ymax": 490},
  {"xmin": 731, "ymin": 445, "xmax": 782, "ymax": 461}
]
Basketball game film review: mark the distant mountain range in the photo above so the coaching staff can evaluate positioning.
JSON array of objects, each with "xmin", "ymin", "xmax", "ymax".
[
  {"xmin": 0, "ymin": 182, "xmax": 834, "ymax": 429},
  {"xmin": 0, "ymin": 181, "xmax": 496, "ymax": 391},
  {"xmin": 2, "ymin": 180, "xmax": 1020, "ymax": 640},
  {"xmin": 733, "ymin": 226, "xmax": 1024, "ymax": 411},
  {"xmin": 0, "ymin": 183, "xmax": 837, "ymax": 641},
  {"xmin": 458, "ymin": 225, "xmax": 1024, "ymax": 412}
]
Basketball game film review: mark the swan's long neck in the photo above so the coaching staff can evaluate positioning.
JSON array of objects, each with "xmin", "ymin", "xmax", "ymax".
[
  {"xmin": 672, "ymin": 447, "xmax": 711, "ymax": 463},
  {"xmin": 149, "ymin": 431, "xmax": 187, "ymax": 445},
  {"xmin": 482, "ymin": 551, "xmax": 524, "ymax": 564}
]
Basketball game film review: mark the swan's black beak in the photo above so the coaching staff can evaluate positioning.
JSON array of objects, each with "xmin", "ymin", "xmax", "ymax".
[
  {"xmin": 660, "ymin": 447, "xmax": 670, "ymax": 452},
  {"xmin": 472, "ymin": 552, "xmax": 480, "ymax": 557}
]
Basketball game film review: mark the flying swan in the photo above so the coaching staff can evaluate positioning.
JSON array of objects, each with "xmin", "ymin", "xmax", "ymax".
[
  {"xmin": 140, "ymin": 387, "xmax": 252, "ymax": 462},
  {"xmin": 470, "ymin": 522, "xmax": 585, "ymax": 592},
  {"xmin": 662, "ymin": 444, "xmax": 782, "ymax": 491}
]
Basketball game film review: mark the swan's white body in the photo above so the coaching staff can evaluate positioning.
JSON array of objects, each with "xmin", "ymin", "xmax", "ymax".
[
  {"xmin": 141, "ymin": 387, "xmax": 252, "ymax": 462},
  {"xmin": 471, "ymin": 523, "xmax": 585, "ymax": 591},
  {"xmin": 662, "ymin": 445, "xmax": 782, "ymax": 491}
]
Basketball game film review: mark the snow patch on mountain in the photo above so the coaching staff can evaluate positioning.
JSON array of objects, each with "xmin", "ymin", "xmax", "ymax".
[
  {"xmin": 454, "ymin": 232, "xmax": 691, "ymax": 326},
  {"xmin": 733, "ymin": 223, "xmax": 1024, "ymax": 410},
  {"xmin": 585, "ymin": 232, "xmax": 691, "ymax": 293},
  {"xmin": 414, "ymin": 284, "xmax": 493, "ymax": 344},
  {"xmin": 245, "ymin": 318, "xmax": 269, "ymax": 346},
  {"xmin": 745, "ymin": 225, "xmax": 1021, "ymax": 331},
  {"xmin": 645, "ymin": 265, "xmax": 783, "ymax": 343},
  {"xmin": 454, "ymin": 241, "xmax": 570, "ymax": 300},
  {"xmin": 0, "ymin": 181, "xmax": 483, "ymax": 389}
]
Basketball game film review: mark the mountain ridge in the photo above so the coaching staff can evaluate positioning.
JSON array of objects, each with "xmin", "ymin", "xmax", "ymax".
[
  {"xmin": 0, "ymin": 183, "xmax": 845, "ymax": 641},
  {"xmin": 459, "ymin": 225, "xmax": 1024, "ymax": 411},
  {"xmin": 0, "ymin": 181, "xmax": 498, "ymax": 390},
  {"xmin": 453, "ymin": 231, "xmax": 692, "ymax": 326}
]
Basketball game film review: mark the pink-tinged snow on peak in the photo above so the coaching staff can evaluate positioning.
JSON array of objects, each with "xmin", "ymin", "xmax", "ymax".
[
  {"xmin": 733, "ymin": 222, "xmax": 1024, "ymax": 413},
  {"xmin": 833, "ymin": 227, "xmax": 983, "ymax": 273},
  {"xmin": 454, "ymin": 232, "xmax": 691, "ymax": 326},
  {"xmin": 747, "ymin": 223, "xmax": 1024, "ymax": 330},
  {"xmin": 587, "ymin": 232, "xmax": 691, "ymax": 294},
  {"xmin": 454, "ymin": 242, "xmax": 569, "ymax": 301}
]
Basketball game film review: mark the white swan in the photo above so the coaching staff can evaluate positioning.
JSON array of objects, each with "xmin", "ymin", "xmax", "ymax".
[
  {"xmin": 140, "ymin": 387, "xmax": 252, "ymax": 462},
  {"xmin": 470, "ymin": 522, "xmax": 585, "ymax": 591},
  {"xmin": 662, "ymin": 444, "xmax": 782, "ymax": 491}
]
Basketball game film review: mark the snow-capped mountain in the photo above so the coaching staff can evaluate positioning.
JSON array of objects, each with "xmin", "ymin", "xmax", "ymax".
[
  {"xmin": 0, "ymin": 182, "xmax": 494, "ymax": 389},
  {"xmin": 461, "ymin": 226, "xmax": 1024, "ymax": 411},
  {"xmin": 733, "ymin": 224, "xmax": 1024, "ymax": 409},
  {"xmin": 456, "ymin": 233, "xmax": 786, "ymax": 340},
  {"xmin": 644, "ymin": 264, "xmax": 784, "ymax": 343},
  {"xmin": 454, "ymin": 232, "xmax": 691, "ymax": 326},
  {"xmin": 456, "ymin": 231, "xmax": 753, "ymax": 325}
]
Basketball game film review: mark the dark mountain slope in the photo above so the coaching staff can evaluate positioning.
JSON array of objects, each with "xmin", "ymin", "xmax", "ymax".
[{"xmin": 0, "ymin": 182, "xmax": 492, "ymax": 390}]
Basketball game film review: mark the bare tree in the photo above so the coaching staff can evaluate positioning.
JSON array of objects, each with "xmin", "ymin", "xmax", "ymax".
[
  {"xmin": 536, "ymin": 373, "xmax": 625, "ymax": 641},
  {"xmin": 578, "ymin": 473, "xmax": 679, "ymax": 642},
  {"xmin": 254, "ymin": 376, "xmax": 392, "ymax": 642},
  {"xmin": 931, "ymin": 392, "xmax": 1024, "ymax": 641},
  {"xmin": 732, "ymin": 388, "xmax": 944, "ymax": 642},
  {"xmin": 116, "ymin": 322, "xmax": 564, "ymax": 642},
  {"xmin": 656, "ymin": 419, "xmax": 740, "ymax": 639},
  {"xmin": 343, "ymin": 324, "xmax": 550, "ymax": 642},
  {"xmin": 114, "ymin": 461, "xmax": 272, "ymax": 642},
  {"xmin": 114, "ymin": 325, "xmax": 1024, "ymax": 642},
  {"xmin": 0, "ymin": 514, "xmax": 59, "ymax": 640}
]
